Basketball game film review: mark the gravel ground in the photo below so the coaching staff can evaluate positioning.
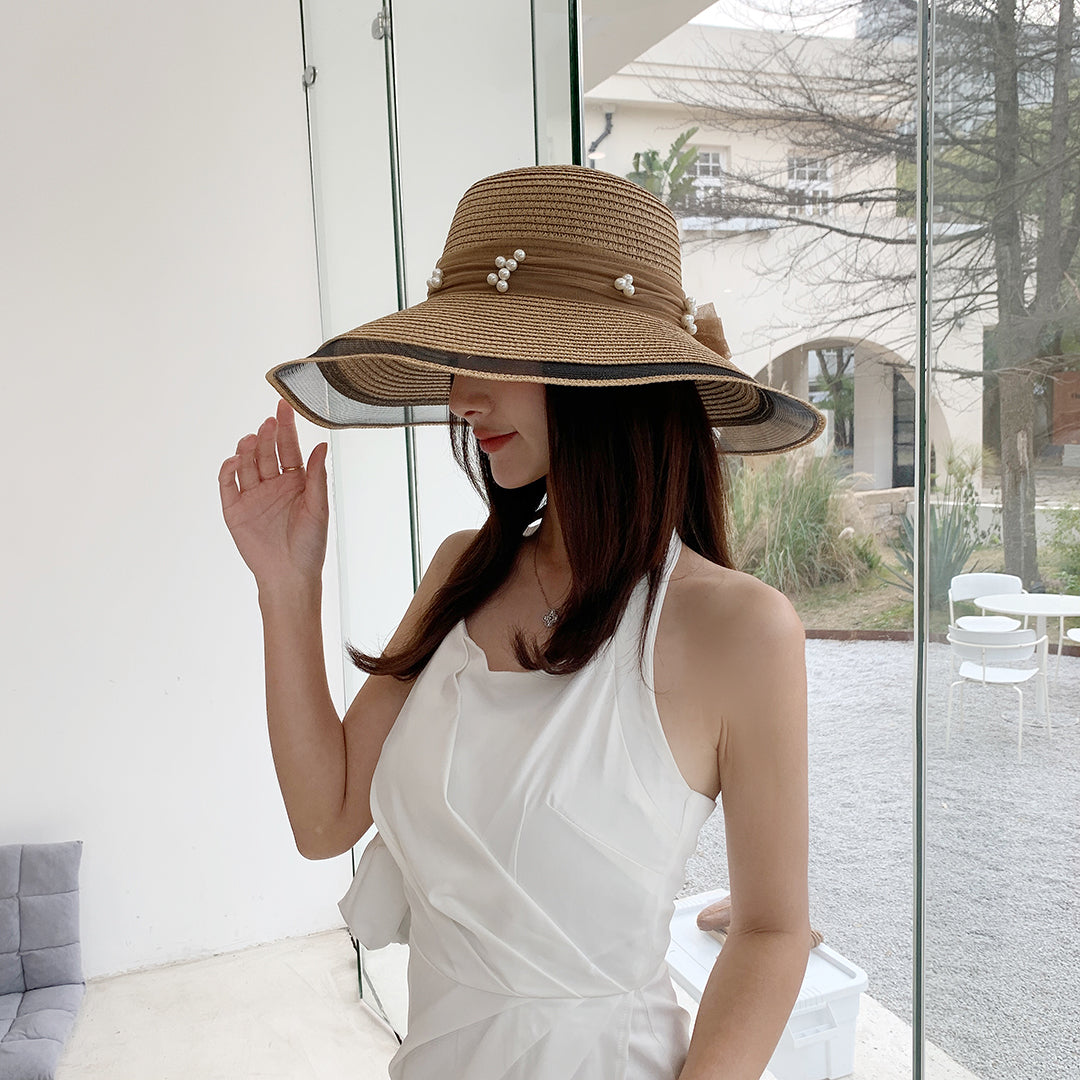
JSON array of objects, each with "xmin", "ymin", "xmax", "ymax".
[{"xmin": 680, "ymin": 638, "xmax": 1080, "ymax": 1080}]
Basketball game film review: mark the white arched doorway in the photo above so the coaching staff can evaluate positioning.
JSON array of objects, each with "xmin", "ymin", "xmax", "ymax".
[{"xmin": 756, "ymin": 339, "xmax": 954, "ymax": 490}]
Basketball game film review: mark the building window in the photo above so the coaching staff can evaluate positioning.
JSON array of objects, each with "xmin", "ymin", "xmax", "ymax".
[
  {"xmin": 787, "ymin": 154, "xmax": 831, "ymax": 217},
  {"xmin": 681, "ymin": 147, "xmax": 728, "ymax": 215},
  {"xmin": 691, "ymin": 149, "xmax": 727, "ymax": 179}
]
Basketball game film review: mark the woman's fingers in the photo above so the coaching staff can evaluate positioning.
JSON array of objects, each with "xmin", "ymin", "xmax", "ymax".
[
  {"xmin": 218, "ymin": 455, "xmax": 241, "ymax": 512},
  {"xmin": 236, "ymin": 433, "xmax": 260, "ymax": 492},
  {"xmin": 255, "ymin": 416, "xmax": 280, "ymax": 480},
  {"xmin": 304, "ymin": 442, "xmax": 330, "ymax": 517},
  {"xmin": 276, "ymin": 399, "xmax": 305, "ymax": 471},
  {"xmin": 228, "ymin": 405, "xmax": 307, "ymax": 504}
]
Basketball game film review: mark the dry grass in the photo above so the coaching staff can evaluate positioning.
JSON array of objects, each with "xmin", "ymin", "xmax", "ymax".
[{"xmin": 728, "ymin": 453, "xmax": 878, "ymax": 594}]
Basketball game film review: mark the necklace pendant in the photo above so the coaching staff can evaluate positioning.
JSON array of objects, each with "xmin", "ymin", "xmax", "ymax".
[{"xmin": 542, "ymin": 608, "xmax": 559, "ymax": 628}]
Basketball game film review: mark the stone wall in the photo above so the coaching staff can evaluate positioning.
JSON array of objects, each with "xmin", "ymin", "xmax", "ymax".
[{"xmin": 840, "ymin": 487, "xmax": 915, "ymax": 542}]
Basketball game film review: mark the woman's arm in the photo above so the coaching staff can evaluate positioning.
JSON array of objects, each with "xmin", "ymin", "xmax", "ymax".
[
  {"xmin": 258, "ymin": 529, "xmax": 475, "ymax": 859},
  {"xmin": 220, "ymin": 399, "xmax": 475, "ymax": 860},
  {"xmin": 669, "ymin": 574, "xmax": 810, "ymax": 1080}
]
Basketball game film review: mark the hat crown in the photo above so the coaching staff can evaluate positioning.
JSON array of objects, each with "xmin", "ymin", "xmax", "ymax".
[{"xmin": 443, "ymin": 165, "xmax": 683, "ymax": 277}]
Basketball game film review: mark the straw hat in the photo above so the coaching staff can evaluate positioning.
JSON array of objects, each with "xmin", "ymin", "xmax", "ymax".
[{"xmin": 267, "ymin": 165, "xmax": 824, "ymax": 455}]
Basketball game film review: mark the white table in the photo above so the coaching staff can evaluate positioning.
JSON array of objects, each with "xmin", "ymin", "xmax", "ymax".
[
  {"xmin": 974, "ymin": 591, "xmax": 1080, "ymax": 641},
  {"xmin": 975, "ymin": 592, "xmax": 1080, "ymax": 723}
]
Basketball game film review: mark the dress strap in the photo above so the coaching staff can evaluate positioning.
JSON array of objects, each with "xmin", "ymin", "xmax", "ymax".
[
  {"xmin": 609, "ymin": 531, "xmax": 682, "ymax": 677},
  {"xmin": 609, "ymin": 531, "xmax": 714, "ymax": 819},
  {"xmin": 640, "ymin": 531, "xmax": 683, "ymax": 684}
]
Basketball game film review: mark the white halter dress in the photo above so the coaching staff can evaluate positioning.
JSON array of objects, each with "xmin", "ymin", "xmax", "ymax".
[{"xmin": 340, "ymin": 534, "xmax": 717, "ymax": 1079}]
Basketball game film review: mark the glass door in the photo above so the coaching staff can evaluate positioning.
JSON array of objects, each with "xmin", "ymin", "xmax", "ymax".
[
  {"xmin": 297, "ymin": 0, "xmax": 582, "ymax": 1042},
  {"xmin": 582, "ymin": 1, "xmax": 919, "ymax": 1072},
  {"xmin": 926, "ymin": 1, "xmax": 1080, "ymax": 1077}
]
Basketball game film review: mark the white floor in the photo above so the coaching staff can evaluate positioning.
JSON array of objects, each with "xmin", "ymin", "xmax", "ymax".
[{"xmin": 57, "ymin": 929, "xmax": 979, "ymax": 1080}]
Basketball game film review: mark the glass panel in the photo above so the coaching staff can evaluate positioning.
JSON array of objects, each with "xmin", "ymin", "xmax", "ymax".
[
  {"xmin": 583, "ymin": 1, "xmax": 919, "ymax": 1074},
  {"xmin": 392, "ymin": 0, "xmax": 538, "ymax": 562},
  {"xmin": 301, "ymin": 0, "xmax": 579, "ymax": 1046},
  {"xmin": 299, "ymin": 0, "xmax": 416, "ymax": 701},
  {"xmin": 927, "ymin": 0, "xmax": 1080, "ymax": 1078},
  {"xmin": 532, "ymin": 0, "xmax": 579, "ymax": 163},
  {"xmin": 298, "ymin": 0, "xmax": 419, "ymax": 1038},
  {"xmin": 302, "ymin": 0, "xmax": 544, "ymax": 679}
]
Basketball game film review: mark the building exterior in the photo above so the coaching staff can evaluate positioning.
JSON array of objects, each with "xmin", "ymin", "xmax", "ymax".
[{"xmin": 585, "ymin": 22, "xmax": 985, "ymax": 490}]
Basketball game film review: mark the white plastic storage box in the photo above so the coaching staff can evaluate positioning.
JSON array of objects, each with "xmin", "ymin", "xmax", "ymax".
[{"xmin": 667, "ymin": 889, "xmax": 868, "ymax": 1080}]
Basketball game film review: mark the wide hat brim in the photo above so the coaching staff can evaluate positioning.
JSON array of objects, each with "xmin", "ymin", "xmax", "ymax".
[{"xmin": 268, "ymin": 294, "xmax": 825, "ymax": 456}]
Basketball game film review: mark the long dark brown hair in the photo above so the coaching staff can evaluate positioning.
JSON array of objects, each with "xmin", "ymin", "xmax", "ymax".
[{"xmin": 348, "ymin": 381, "xmax": 732, "ymax": 679}]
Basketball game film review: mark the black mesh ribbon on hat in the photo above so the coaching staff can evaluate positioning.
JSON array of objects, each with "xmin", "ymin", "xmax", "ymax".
[
  {"xmin": 269, "ymin": 296, "xmax": 826, "ymax": 455},
  {"xmin": 271, "ymin": 316, "xmax": 824, "ymax": 455}
]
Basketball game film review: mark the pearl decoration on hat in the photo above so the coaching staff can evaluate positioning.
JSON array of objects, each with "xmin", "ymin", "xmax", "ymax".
[
  {"xmin": 487, "ymin": 249, "xmax": 526, "ymax": 293},
  {"xmin": 426, "ymin": 266, "xmax": 444, "ymax": 291},
  {"xmin": 681, "ymin": 295, "xmax": 698, "ymax": 335},
  {"xmin": 613, "ymin": 273, "xmax": 636, "ymax": 297}
]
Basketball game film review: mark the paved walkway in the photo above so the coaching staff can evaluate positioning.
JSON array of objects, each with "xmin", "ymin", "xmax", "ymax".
[{"xmin": 684, "ymin": 639, "xmax": 1079, "ymax": 1080}]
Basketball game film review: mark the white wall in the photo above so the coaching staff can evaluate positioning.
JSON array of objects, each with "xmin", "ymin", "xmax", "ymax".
[
  {"xmin": 853, "ymin": 343, "xmax": 898, "ymax": 486},
  {"xmin": 2, "ymin": 1, "xmax": 349, "ymax": 977},
  {"xmin": 1, "ymin": 0, "xmax": 551, "ymax": 980}
]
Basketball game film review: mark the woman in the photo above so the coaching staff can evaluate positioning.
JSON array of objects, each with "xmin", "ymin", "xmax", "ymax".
[{"xmin": 220, "ymin": 165, "xmax": 823, "ymax": 1080}]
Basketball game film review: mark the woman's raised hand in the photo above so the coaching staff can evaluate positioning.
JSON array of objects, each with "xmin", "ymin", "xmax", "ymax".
[{"xmin": 219, "ymin": 399, "xmax": 330, "ymax": 590}]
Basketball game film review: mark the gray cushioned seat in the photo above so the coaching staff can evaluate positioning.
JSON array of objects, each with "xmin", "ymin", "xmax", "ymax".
[{"xmin": 0, "ymin": 843, "xmax": 84, "ymax": 1080}]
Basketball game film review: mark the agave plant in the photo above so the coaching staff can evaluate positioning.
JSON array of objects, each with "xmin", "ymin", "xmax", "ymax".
[
  {"xmin": 883, "ymin": 502, "xmax": 978, "ymax": 608},
  {"xmin": 883, "ymin": 463, "xmax": 988, "ymax": 606}
]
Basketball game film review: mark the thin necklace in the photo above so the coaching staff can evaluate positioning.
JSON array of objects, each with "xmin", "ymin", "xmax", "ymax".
[{"xmin": 531, "ymin": 541, "xmax": 561, "ymax": 628}]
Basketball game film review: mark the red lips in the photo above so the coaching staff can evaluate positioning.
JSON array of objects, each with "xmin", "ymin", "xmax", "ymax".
[{"xmin": 475, "ymin": 431, "xmax": 516, "ymax": 453}]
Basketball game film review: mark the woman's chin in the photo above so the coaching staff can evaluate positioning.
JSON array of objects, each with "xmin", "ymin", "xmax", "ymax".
[{"xmin": 490, "ymin": 466, "xmax": 547, "ymax": 490}]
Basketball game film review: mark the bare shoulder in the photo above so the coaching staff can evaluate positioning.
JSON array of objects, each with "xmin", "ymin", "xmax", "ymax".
[
  {"xmin": 381, "ymin": 528, "xmax": 478, "ymax": 652},
  {"xmin": 656, "ymin": 546, "xmax": 806, "ymax": 744},
  {"xmin": 426, "ymin": 528, "xmax": 479, "ymax": 580},
  {"xmin": 663, "ymin": 546, "xmax": 805, "ymax": 660}
]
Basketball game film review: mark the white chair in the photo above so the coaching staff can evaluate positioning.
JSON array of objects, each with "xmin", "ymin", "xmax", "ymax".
[
  {"xmin": 1051, "ymin": 624, "xmax": 1080, "ymax": 677},
  {"xmin": 946, "ymin": 627, "xmax": 1049, "ymax": 762},
  {"xmin": 1064, "ymin": 626, "xmax": 1080, "ymax": 675},
  {"xmin": 948, "ymin": 573, "xmax": 1025, "ymax": 632}
]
